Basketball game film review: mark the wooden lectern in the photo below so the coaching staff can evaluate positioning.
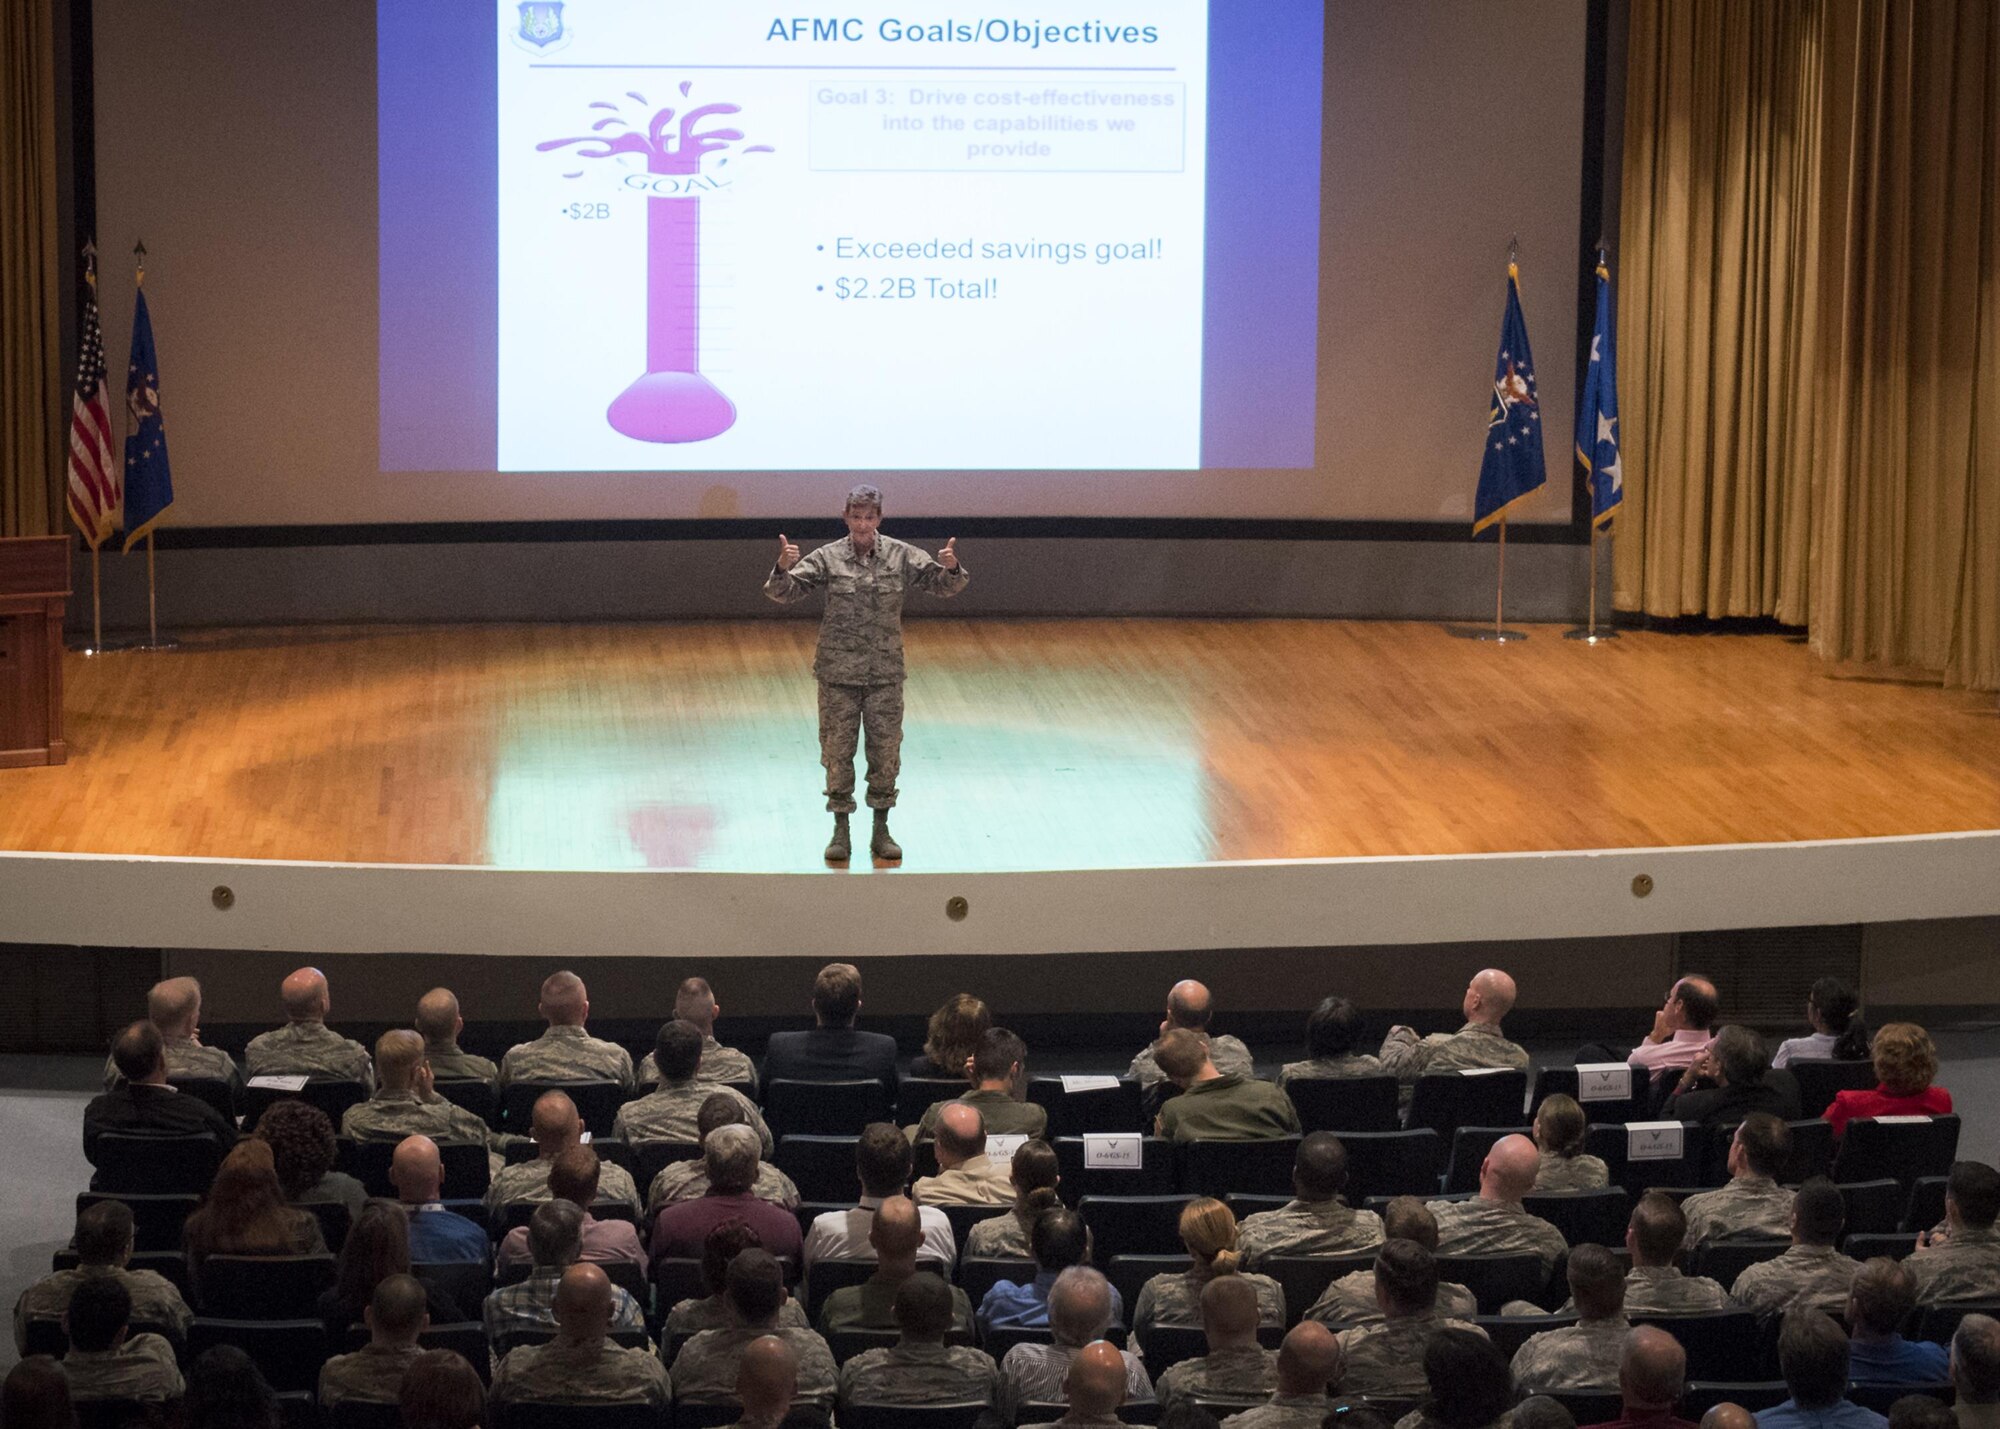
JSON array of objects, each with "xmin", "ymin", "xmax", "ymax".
[{"xmin": 0, "ymin": 536, "xmax": 71, "ymax": 768}]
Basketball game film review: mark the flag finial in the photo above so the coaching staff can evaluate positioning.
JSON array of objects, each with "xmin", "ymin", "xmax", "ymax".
[
  {"xmin": 133, "ymin": 240, "xmax": 147, "ymax": 287},
  {"xmin": 1507, "ymin": 233, "xmax": 1519, "ymax": 265}
]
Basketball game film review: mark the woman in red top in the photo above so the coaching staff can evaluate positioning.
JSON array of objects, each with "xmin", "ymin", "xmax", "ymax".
[{"xmin": 1823, "ymin": 1021, "xmax": 1953, "ymax": 1137}]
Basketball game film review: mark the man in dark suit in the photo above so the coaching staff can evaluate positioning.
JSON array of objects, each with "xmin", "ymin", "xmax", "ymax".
[
  {"xmin": 1659, "ymin": 1025, "xmax": 1802, "ymax": 1128},
  {"xmin": 83, "ymin": 1021, "xmax": 239, "ymax": 1167},
  {"xmin": 761, "ymin": 963, "xmax": 898, "ymax": 1097}
]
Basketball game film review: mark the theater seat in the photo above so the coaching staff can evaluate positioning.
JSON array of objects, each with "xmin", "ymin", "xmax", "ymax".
[
  {"xmin": 241, "ymin": 1079, "xmax": 369, "ymax": 1134},
  {"xmin": 1335, "ymin": 1130, "xmax": 1445, "ymax": 1201},
  {"xmin": 763, "ymin": 1079, "xmax": 892, "ymax": 1139},
  {"xmin": 196, "ymin": 1253, "xmax": 338, "ymax": 1318},
  {"xmin": 1833, "ymin": 1116, "xmax": 1961, "ymax": 1189},
  {"xmin": 89, "ymin": 1132, "xmax": 224, "ymax": 1195},
  {"xmin": 1406, "ymin": 1070, "xmax": 1527, "ymax": 1137},
  {"xmin": 1178, "ymin": 1137, "xmax": 1300, "ymax": 1198},
  {"xmin": 840, "ymin": 1403, "xmax": 987, "ymax": 1429},
  {"xmin": 1287, "ymin": 1076, "xmax": 1401, "ymax": 1133}
]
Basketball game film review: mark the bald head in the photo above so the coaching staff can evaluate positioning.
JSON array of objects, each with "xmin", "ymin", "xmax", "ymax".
[
  {"xmin": 538, "ymin": 970, "xmax": 588, "ymax": 1027},
  {"xmin": 1065, "ymin": 1341, "xmax": 1129, "ymax": 1417},
  {"xmin": 147, "ymin": 977, "xmax": 202, "ymax": 1037},
  {"xmin": 1277, "ymin": 1320, "xmax": 1344, "ymax": 1396},
  {"xmin": 1466, "ymin": 968, "xmax": 1517, "ymax": 1024},
  {"xmin": 1481, "ymin": 1134, "xmax": 1541, "ymax": 1202},
  {"xmin": 1165, "ymin": 980, "xmax": 1215, "ymax": 1031},
  {"xmin": 935, "ymin": 1102, "xmax": 986, "ymax": 1167},
  {"xmin": 552, "ymin": 1263, "xmax": 613, "ymax": 1343},
  {"xmin": 1048, "ymin": 1267, "xmax": 1115, "ymax": 1347},
  {"xmin": 280, "ymin": 967, "xmax": 329, "ymax": 1022},
  {"xmin": 1701, "ymin": 1405, "xmax": 1758, "ymax": 1429},
  {"xmin": 1622, "ymin": 1326, "xmax": 1687, "ymax": 1411},
  {"xmin": 389, "ymin": 1135, "xmax": 443, "ymax": 1204},
  {"xmin": 414, "ymin": 988, "xmax": 462, "ymax": 1043},
  {"xmin": 531, "ymin": 1091, "xmax": 583, "ymax": 1156},
  {"xmin": 735, "ymin": 1334, "xmax": 798, "ymax": 1421},
  {"xmin": 869, "ymin": 1195, "xmax": 923, "ymax": 1271},
  {"xmin": 366, "ymin": 1273, "xmax": 430, "ymax": 1348},
  {"xmin": 375, "ymin": 1029, "xmax": 427, "ymax": 1092},
  {"xmin": 1200, "ymin": 1274, "xmax": 1262, "ymax": 1349}
]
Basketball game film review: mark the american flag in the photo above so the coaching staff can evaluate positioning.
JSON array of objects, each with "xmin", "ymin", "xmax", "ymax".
[{"xmin": 66, "ymin": 248, "xmax": 118, "ymax": 549}]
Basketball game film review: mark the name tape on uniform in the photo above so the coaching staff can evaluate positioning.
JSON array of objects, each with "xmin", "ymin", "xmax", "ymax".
[
  {"xmin": 1574, "ymin": 1064, "xmax": 1633, "ymax": 1102},
  {"xmin": 1626, "ymin": 1121, "xmax": 1685, "ymax": 1161},
  {"xmin": 1083, "ymin": 1134, "xmax": 1144, "ymax": 1170}
]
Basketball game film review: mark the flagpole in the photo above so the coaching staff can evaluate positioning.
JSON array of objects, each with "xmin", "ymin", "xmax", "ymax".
[
  {"xmin": 1496, "ymin": 516, "xmax": 1507, "ymax": 634},
  {"xmin": 90, "ymin": 548, "xmax": 102, "ymax": 654},
  {"xmin": 1567, "ymin": 236, "xmax": 1621, "ymax": 644}
]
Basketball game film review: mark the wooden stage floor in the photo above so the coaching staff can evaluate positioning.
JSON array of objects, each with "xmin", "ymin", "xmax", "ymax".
[{"xmin": 5, "ymin": 620, "xmax": 1998, "ymax": 874}]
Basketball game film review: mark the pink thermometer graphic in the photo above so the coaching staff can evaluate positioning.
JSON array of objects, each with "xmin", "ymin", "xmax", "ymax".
[{"xmin": 539, "ymin": 85, "xmax": 773, "ymax": 443}]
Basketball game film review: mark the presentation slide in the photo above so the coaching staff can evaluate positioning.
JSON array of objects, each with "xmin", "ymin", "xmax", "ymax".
[{"xmin": 380, "ymin": 2, "xmax": 1323, "ymax": 475}]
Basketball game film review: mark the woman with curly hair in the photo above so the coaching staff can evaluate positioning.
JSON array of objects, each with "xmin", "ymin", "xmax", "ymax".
[
  {"xmin": 910, "ymin": 994, "xmax": 991, "ymax": 1079},
  {"xmin": 1825, "ymin": 1022, "xmax": 1952, "ymax": 1137},
  {"xmin": 254, "ymin": 1098, "xmax": 366, "ymax": 1227},
  {"xmin": 1130, "ymin": 1198, "xmax": 1284, "ymax": 1346},
  {"xmin": 183, "ymin": 1140, "xmax": 325, "ymax": 1280}
]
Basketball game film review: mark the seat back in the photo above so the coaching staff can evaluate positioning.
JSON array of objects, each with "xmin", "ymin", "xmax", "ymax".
[
  {"xmin": 1444, "ymin": 1127, "xmax": 1519, "ymax": 1194},
  {"xmin": 421, "ymin": 1321, "xmax": 493, "ymax": 1384},
  {"xmin": 90, "ymin": 1132, "xmax": 224, "ymax": 1195},
  {"xmin": 500, "ymin": 1081, "xmax": 629, "ymax": 1139},
  {"xmin": 73, "ymin": 1400, "xmax": 156, "ymax": 1429},
  {"xmin": 1178, "ymin": 1137, "xmax": 1301, "ymax": 1198},
  {"xmin": 1916, "ymin": 1301, "xmax": 2000, "ymax": 1345},
  {"xmin": 1532, "ymin": 1067, "xmax": 1642, "ymax": 1126},
  {"xmin": 196, "ymin": 1253, "xmax": 339, "ymax": 1318},
  {"xmin": 1055, "ymin": 1136, "xmax": 1178, "ymax": 1201},
  {"xmin": 298, "ymin": 1198, "xmax": 353, "ymax": 1256},
  {"xmin": 330, "ymin": 1402, "xmax": 408, "ymax": 1429},
  {"xmin": 1587, "ymin": 1121, "xmax": 1705, "ymax": 1195},
  {"xmin": 763, "ymin": 1079, "xmax": 893, "ymax": 1139},
  {"xmin": 1698, "ymin": 1119, "xmax": 1834, "ymax": 1186},
  {"xmin": 1691, "ymin": 1238, "xmax": 1790, "ymax": 1287},
  {"xmin": 1336, "ymin": 1130, "xmax": 1445, "ymax": 1201},
  {"xmin": 1287, "ymin": 1075, "xmax": 1402, "ymax": 1133},
  {"xmin": 1683, "ymin": 1382, "xmax": 1791, "ymax": 1415},
  {"xmin": 1548, "ymin": 1391, "xmax": 1626, "ymax": 1425},
  {"xmin": 959, "ymin": 1256, "xmax": 1036, "ymax": 1307},
  {"xmin": 433, "ymin": 1079, "xmax": 498, "ymax": 1128},
  {"xmin": 1028, "ymin": 1076, "xmax": 1146, "ymax": 1137},
  {"xmin": 896, "ymin": 1077, "xmax": 968, "ymax": 1126},
  {"xmin": 652, "ymin": 1256, "xmax": 707, "ymax": 1310},
  {"xmin": 1833, "ymin": 1116, "xmax": 1961, "ymax": 1188},
  {"xmin": 935, "ymin": 1202, "xmax": 998, "ymax": 1256},
  {"xmin": 633, "ymin": 1140, "xmax": 702, "ymax": 1191},
  {"xmin": 75, "ymin": 1192, "xmax": 200, "ymax": 1253},
  {"xmin": 1406, "ymin": 1070, "xmax": 1527, "ymax": 1137},
  {"xmin": 1836, "ymin": 1178, "xmax": 1907, "ymax": 1236},
  {"xmin": 1850, "ymin": 1383, "xmax": 1955, "ymax": 1414},
  {"xmin": 1434, "ymin": 1253, "xmax": 1548, "ymax": 1314},
  {"xmin": 413, "ymin": 1260, "xmax": 494, "ymax": 1320},
  {"xmin": 1262, "ymin": 1253, "xmax": 1377, "ymax": 1326},
  {"xmin": 242, "ymin": 1079, "xmax": 370, "ymax": 1134},
  {"xmin": 493, "ymin": 1402, "xmax": 667, "ymax": 1429},
  {"xmin": 839, "ymin": 1403, "xmax": 988, "ymax": 1429},
  {"xmin": 1630, "ymin": 1310, "xmax": 1767, "ymax": 1382},
  {"xmin": 1842, "ymin": 1232, "xmax": 1917, "ymax": 1261},
  {"xmin": 1790, "ymin": 1060, "xmax": 1877, "ymax": 1118},
  {"xmin": 773, "ymin": 1135, "xmax": 861, "ymax": 1205},
  {"xmin": 1079, "ymin": 1195, "xmax": 1195, "ymax": 1260},
  {"xmin": 188, "ymin": 1318, "xmax": 331, "ymax": 1393},
  {"xmin": 1523, "ymin": 1188, "xmax": 1632, "ymax": 1248},
  {"xmin": 1904, "ymin": 1176, "xmax": 1949, "ymax": 1234},
  {"xmin": 168, "ymin": 1075, "xmax": 238, "ymax": 1121}
]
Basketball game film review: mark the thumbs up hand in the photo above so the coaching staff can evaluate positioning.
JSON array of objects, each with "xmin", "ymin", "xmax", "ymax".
[
  {"xmin": 777, "ymin": 534, "xmax": 800, "ymax": 571},
  {"xmin": 938, "ymin": 537, "xmax": 959, "ymax": 571}
]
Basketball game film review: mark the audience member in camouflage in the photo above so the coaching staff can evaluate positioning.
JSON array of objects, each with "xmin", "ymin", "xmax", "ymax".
[
  {"xmin": 1430, "ymin": 1135, "xmax": 1570, "ymax": 1277},
  {"xmin": 1215, "ymin": 1321, "xmax": 1349, "ymax": 1429},
  {"xmin": 1133, "ymin": 1199, "xmax": 1285, "ymax": 1343},
  {"xmin": 1511, "ymin": 1246, "xmax": 1631, "ymax": 1393},
  {"xmin": 485, "ymin": 1091, "xmax": 641, "ymax": 1216},
  {"xmin": 997, "ymin": 1269, "xmax": 1155, "ymax": 1421},
  {"xmin": 12, "ymin": 1202, "xmax": 191, "ymax": 1354},
  {"xmin": 1600, "ymin": 1194, "xmax": 1735, "ymax": 1316},
  {"xmin": 416, "ymin": 988, "xmax": 499, "ymax": 1085},
  {"xmin": 635, "ymin": 979, "xmax": 756, "ymax": 1089},
  {"xmin": 341, "ymin": 1030, "xmax": 505, "ymax": 1174},
  {"xmin": 666, "ymin": 1295, "xmax": 809, "ymax": 1338},
  {"xmin": 1907, "ymin": 1161, "xmax": 2000, "ymax": 1306},
  {"xmin": 651, "ymin": 1158, "xmax": 802, "ymax": 1215},
  {"xmin": 55, "ymin": 1279, "xmax": 183, "ymax": 1403},
  {"xmin": 101, "ymin": 977, "xmax": 238, "ymax": 1091},
  {"xmin": 1155, "ymin": 1277, "xmax": 1281, "ymax": 1413},
  {"xmin": 615, "ymin": 1020, "xmax": 771, "ymax": 1151},
  {"xmin": 817, "ymin": 1198, "xmax": 973, "ymax": 1335},
  {"xmin": 668, "ymin": 1251, "xmax": 837, "ymax": 1409},
  {"xmin": 1532, "ymin": 1095, "xmax": 1611, "ymax": 1191},
  {"xmin": 244, "ymin": 967, "xmax": 375, "ymax": 1090},
  {"xmin": 1238, "ymin": 1133, "xmax": 1386, "ymax": 1268},
  {"xmin": 1277, "ymin": 996, "xmax": 1384, "ymax": 1089},
  {"xmin": 1305, "ymin": 1198, "xmax": 1478, "ymax": 1326},
  {"xmin": 1378, "ymin": 969, "xmax": 1530, "ymax": 1090},
  {"xmin": 491, "ymin": 1265, "xmax": 670, "ymax": 1411},
  {"xmin": 319, "ymin": 1275, "xmax": 429, "ymax": 1410},
  {"xmin": 837, "ymin": 1271, "xmax": 1000, "ymax": 1408},
  {"xmin": 497, "ymin": 971, "xmax": 635, "ymax": 1091},
  {"xmin": 1016, "ymin": 1340, "xmax": 1134, "ymax": 1429},
  {"xmin": 1681, "ymin": 1115, "xmax": 1798, "ymax": 1248},
  {"xmin": 1126, "ymin": 980, "xmax": 1257, "ymax": 1097},
  {"xmin": 483, "ymin": 1203, "xmax": 646, "ymax": 1349},
  {"xmin": 1336, "ymin": 1241, "xmax": 1488, "ymax": 1399},
  {"xmin": 1730, "ymin": 1180, "xmax": 1860, "ymax": 1322}
]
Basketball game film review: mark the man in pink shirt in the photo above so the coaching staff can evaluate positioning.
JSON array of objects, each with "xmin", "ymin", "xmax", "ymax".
[
  {"xmin": 495, "ymin": 1146, "xmax": 645, "ymax": 1275},
  {"xmin": 1581, "ymin": 977, "xmax": 1719, "ymax": 1102}
]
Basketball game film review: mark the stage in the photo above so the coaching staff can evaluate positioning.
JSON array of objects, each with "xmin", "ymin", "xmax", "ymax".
[{"xmin": 2, "ymin": 618, "xmax": 1998, "ymax": 961}]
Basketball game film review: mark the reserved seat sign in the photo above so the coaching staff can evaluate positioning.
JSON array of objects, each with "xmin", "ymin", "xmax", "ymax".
[{"xmin": 1083, "ymin": 1134, "xmax": 1144, "ymax": 1170}]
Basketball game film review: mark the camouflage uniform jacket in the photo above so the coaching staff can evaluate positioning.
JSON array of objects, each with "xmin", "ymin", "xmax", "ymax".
[
  {"xmin": 1534, "ymin": 1151, "xmax": 1611, "ymax": 1191},
  {"xmin": 1681, "ymin": 1176, "xmax": 1795, "ymax": 1248},
  {"xmin": 1155, "ymin": 1344, "xmax": 1278, "ymax": 1411},
  {"xmin": 483, "ymin": 1266, "xmax": 646, "ymax": 1345},
  {"xmin": 1430, "ymin": 1197, "xmax": 1570, "ymax": 1275},
  {"xmin": 1509, "ymin": 1317, "xmax": 1630, "ymax": 1392},
  {"xmin": 1277, "ymin": 1054, "xmax": 1383, "ymax": 1089},
  {"xmin": 914, "ymin": 1087, "xmax": 1050, "ymax": 1141},
  {"xmin": 613, "ymin": 1080, "xmax": 771, "ymax": 1154},
  {"xmin": 485, "ymin": 1154, "xmax": 642, "ymax": 1217},
  {"xmin": 1128, "ymin": 1033, "xmax": 1256, "ymax": 1091},
  {"xmin": 1223, "ymin": 1394, "xmax": 1348, "ymax": 1429},
  {"xmin": 637, "ymin": 1038, "xmax": 757, "ymax": 1090},
  {"xmin": 14, "ymin": 1266, "xmax": 192, "ymax": 1353},
  {"xmin": 1133, "ymin": 1271, "xmax": 1286, "ymax": 1342},
  {"xmin": 763, "ymin": 534, "xmax": 969, "ymax": 684},
  {"xmin": 104, "ymin": 1035, "xmax": 239, "ymax": 1091},
  {"xmin": 1907, "ymin": 1227, "xmax": 2000, "ymax": 1305},
  {"xmin": 245, "ymin": 1021, "xmax": 375, "ymax": 1090},
  {"xmin": 663, "ymin": 1295, "xmax": 808, "ymax": 1339},
  {"xmin": 1618, "ymin": 1265, "xmax": 1734, "ymax": 1315},
  {"xmin": 668, "ymin": 1325, "xmax": 838, "ymax": 1408},
  {"xmin": 1306, "ymin": 1269, "xmax": 1479, "ymax": 1327},
  {"xmin": 340, "ymin": 1089, "xmax": 501, "ymax": 1166},
  {"xmin": 492, "ymin": 1337, "xmax": 672, "ymax": 1409},
  {"xmin": 497, "ymin": 1025, "xmax": 635, "ymax": 1091},
  {"xmin": 648, "ymin": 1161, "xmax": 801, "ymax": 1215},
  {"xmin": 425, "ymin": 1040, "xmax": 499, "ymax": 1085},
  {"xmin": 318, "ymin": 1342, "xmax": 424, "ymax": 1408},
  {"xmin": 999, "ymin": 1341, "xmax": 1155, "ymax": 1422},
  {"xmin": 60, "ymin": 1333, "xmax": 184, "ymax": 1402},
  {"xmin": 838, "ymin": 1340, "xmax": 1000, "ymax": 1407},
  {"xmin": 1339, "ymin": 1311, "xmax": 1488, "ymax": 1398},
  {"xmin": 1238, "ymin": 1199, "xmax": 1385, "ymax": 1268},
  {"xmin": 964, "ymin": 1208, "xmax": 1034, "ymax": 1260},
  {"xmin": 1378, "ymin": 1022, "xmax": 1530, "ymax": 1081},
  {"xmin": 1729, "ymin": 1244, "xmax": 1861, "ymax": 1321}
]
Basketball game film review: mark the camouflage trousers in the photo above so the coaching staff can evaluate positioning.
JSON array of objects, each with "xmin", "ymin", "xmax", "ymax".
[{"xmin": 818, "ymin": 681, "xmax": 903, "ymax": 813}]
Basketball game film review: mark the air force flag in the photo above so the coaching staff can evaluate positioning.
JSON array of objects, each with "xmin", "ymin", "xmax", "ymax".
[
  {"xmin": 1578, "ymin": 256, "xmax": 1623, "ymax": 528},
  {"xmin": 120, "ymin": 287, "xmax": 174, "ymax": 551},
  {"xmin": 1473, "ymin": 263, "xmax": 1548, "ymax": 537}
]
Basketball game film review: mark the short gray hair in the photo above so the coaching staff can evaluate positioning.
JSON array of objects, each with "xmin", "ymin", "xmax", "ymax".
[
  {"xmin": 705, "ymin": 1123, "xmax": 761, "ymax": 1193},
  {"xmin": 1955, "ymin": 1314, "xmax": 2000, "ymax": 1403},
  {"xmin": 1048, "ymin": 1266, "xmax": 1113, "ymax": 1346},
  {"xmin": 528, "ymin": 1198, "xmax": 584, "ymax": 1268},
  {"xmin": 844, "ymin": 484, "xmax": 883, "ymax": 513}
]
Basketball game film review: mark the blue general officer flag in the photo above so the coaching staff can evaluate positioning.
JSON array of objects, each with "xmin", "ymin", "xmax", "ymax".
[
  {"xmin": 120, "ymin": 287, "xmax": 174, "ymax": 552},
  {"xmin": 1577, "ymin": 255, "xmax": 1623, "ymax": 527},
  {"xmin": 1473, "ymin": 262, "xmax": 1548, "ymax": 537}
]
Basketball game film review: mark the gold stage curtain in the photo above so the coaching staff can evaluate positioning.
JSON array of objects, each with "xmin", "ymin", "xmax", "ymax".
[
  {"xmin": 0, "ymin": 0, "xmax": 60, "ymax": 538},
  {"xmin": 1617, "ymin": 0, "xmax": 2000, "ymax": 690}
]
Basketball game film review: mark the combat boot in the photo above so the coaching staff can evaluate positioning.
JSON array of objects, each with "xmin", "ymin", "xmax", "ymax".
[
  {"xmin": 824, "ymin": 814, "xmax": 850, "ymax": 864},
  {"xmin": 871, "ymin": 809, "xmax": 902, "ymax": 862}
]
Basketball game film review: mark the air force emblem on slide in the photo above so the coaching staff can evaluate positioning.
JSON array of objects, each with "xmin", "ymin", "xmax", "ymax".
[{"xmin": 515, "ymin": 2, "xmax": 569, "ymax": 52}]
